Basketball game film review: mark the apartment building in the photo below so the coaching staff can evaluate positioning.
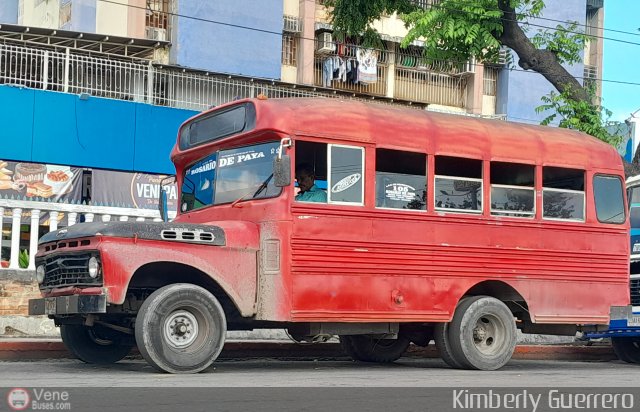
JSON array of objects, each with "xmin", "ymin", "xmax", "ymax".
[{"xmin": 0, "ymin": 0, "xmax": 604, "ymax": 120}]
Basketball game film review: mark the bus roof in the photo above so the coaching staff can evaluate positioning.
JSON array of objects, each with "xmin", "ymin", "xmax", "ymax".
[{"xmin": 178, "ymin": 97, "xmax": 623, "ymax": 173}]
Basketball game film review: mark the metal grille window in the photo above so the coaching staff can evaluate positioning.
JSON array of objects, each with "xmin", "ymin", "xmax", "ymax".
[
  {"xmin": 145, "ymin": 0, "xmax": 171, "ymax": 41},
  {"xmin": 483, "ymin": 67, "xmax": 498, "ymax": 96},
  {"xmin": 282, "ymin": 34, "xmax": 298, "ymax": 67}
]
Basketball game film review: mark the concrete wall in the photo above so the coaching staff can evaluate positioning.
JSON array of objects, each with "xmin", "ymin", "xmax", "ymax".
[
  {"xmin": 0, "ymin": 0, "xmax": 19, "ymax": 24},
  {"xmin": 498, "ymin": 0, "xmax": 587, "ymax": 124},
  {"xmin": 96, "ymin": 0, "xmax": 128, "ymax": 36},
  {"xmin": 171, "ymin": 0, "xmax": 283, "ymax": 79},
  {"xmin": 0, "ymin": 86, "xmax": 197, "ymax": 174},
  {"xmin": 17, "ymin": 0, "xmax": 60, "ymax": 28},
  {"xmin": 69, "ymin": 0, "xmax": 97, "ymax": 33}
]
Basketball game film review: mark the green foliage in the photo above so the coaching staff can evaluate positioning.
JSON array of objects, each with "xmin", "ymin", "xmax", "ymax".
[
  {"xmin": 327, "ymin": 0, "xmax": 625, "ymax": 147},
  {"xmin": 531, "ymin": 21, "xmax": 590, "ymax": 65},
  {"xmin": 18, "ymin": 249, "xmax": 29, "ymax": 269},
  {"xmin": 535, "ymin": 88, "xmax": 622, "ymax": 147}
]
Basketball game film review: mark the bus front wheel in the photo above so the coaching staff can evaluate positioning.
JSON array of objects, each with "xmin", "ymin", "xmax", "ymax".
[
  {"xmin": 612, "ymin": 337, "xmax": 640, "ymax": 363},
  {"xmin": 447, "ymin": 296, "xmax": 517, "ymax": 370},
  {"xmin": 134, "ymin": 283, "xmax": 227, "ymax": 374}
]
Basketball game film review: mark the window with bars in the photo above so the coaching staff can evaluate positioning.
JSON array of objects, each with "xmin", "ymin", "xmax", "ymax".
[
  {"xmin": 146, "ymin": 0, "xmax": 170, "ymax": 30},
  {"xmin": 282, "ymin": 34, "xmax": 298, "ymax": 67},
  {"xmin": 483, "ymin": 67, "xmax": 498, "ymax": 96}
]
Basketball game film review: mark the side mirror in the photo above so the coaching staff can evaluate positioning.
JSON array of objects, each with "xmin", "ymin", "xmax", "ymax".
[
  {"xmin": 158, "ymin": 176, "xmax": 175, "ymax": 222},
  {"xmin": 273, "ymin": 154, "xmax": 291, "ymax": 187},
  {"xmin": 159, "ymin": 189, "xmax": 169, "ymax": 222}
]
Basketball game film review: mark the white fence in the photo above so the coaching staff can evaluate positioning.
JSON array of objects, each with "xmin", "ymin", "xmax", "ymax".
[{"xmin": 0, "ymin": 198, "xmax": 174, "ymax": 272}]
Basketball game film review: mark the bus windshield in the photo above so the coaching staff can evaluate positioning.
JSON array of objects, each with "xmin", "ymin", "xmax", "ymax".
[{"xmin": 180, "ymin": 141, "xmax": 282, "ymax": 212}]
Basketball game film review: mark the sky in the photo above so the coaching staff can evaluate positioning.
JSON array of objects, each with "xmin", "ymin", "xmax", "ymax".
[{"xmin": 601, "ymin": 1, "xmax": 640, "ymax": 122}]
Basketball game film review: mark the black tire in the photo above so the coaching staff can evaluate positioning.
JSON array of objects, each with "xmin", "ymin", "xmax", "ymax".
[
  {"xmin": 134, "ymin": 283, "xmax": 227, "ymax": 374},
  {"xmin": 447, "ymin": 296, "xmax": 517, "ymax": 371},
  {"xmin": 339, "ymin": 335, "xmax": 368, "ymax": 361},
  {"xmin": 612, "ymin": 337, "xmax": 640, "ymax": 363},
  {"xmin": 60, "ymin": 324, "xmax": 133, "ymax": 364},
  {"xmin": 340, "ymin": 334, "xmax": 410, "ymax": 363},
  {"xmin": 434, "ymin": 322, "xmax": 464, "ymax": 369}
]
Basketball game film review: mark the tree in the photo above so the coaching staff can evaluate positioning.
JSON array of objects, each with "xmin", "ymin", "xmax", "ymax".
[{"xmin": 326, "ymin": 0, "xmax": 623, "ymax": 148}]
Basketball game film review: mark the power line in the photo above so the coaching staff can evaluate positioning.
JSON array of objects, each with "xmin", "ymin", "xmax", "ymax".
[
  {"xmin": 420, "ymin": 0, "xmax": 640, "ymax": 38},
  {"xmin": 94, "ymin": 0, "xmax": 640, "ymax": 88},
  {"xmin": 426, "ymin": 2, "xmax": 640, "ymax": 47}
]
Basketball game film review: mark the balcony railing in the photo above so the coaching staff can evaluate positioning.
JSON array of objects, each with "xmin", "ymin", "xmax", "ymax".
[
  {"xmin": 394, "ymin": 69, "xmax": 466, "ymax": 107},
  {"xmin": 0, "ymin": 42, "xmax": 426, "ymax": 112}
]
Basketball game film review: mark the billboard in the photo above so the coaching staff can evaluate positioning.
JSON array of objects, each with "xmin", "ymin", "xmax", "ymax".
[{"xmin": 91, "ymin": 170, "xmax": 178, "ymax": 213}]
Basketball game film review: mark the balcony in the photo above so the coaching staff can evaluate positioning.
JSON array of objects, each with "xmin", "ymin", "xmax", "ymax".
[{"xmin": 313, "ymin": 42, "xmax": 470, "ymax": 108}]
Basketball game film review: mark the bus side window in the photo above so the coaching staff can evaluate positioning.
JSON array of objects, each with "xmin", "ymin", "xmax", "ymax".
[
  {"xmin": 542, "ymin": 167, "xmax": 585, "ymax": 221},
  {"xmin": 328, "ymin": 144, "xmax": 365, "ymax": 205},
  {"xmin": 294, "ymin": 141, "xmax": 328, "ymax": 203},
  {"xmin": 375, "ymin": 148, "xmax": 426, "ymax": 210},
  {"xmin": 490, "ymin": 162, "xmax": 535, "ymax": 218},
  {"xmin": 434, "ymin": 156, "xmax": 482, "ymax": 213}
]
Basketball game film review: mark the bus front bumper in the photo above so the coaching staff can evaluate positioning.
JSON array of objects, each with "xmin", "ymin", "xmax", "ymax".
[{"xmin": 29, "ymin": 294, "xmax": 107, "ymax": 316}]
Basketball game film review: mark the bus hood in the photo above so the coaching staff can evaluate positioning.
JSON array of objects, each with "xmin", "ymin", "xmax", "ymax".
[{"xmin": 40, "ymin": 221, "xmax": 226, "ymax": 247}]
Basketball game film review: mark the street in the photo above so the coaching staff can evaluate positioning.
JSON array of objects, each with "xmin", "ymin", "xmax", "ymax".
[
  {"xmin": 1, "ymin": 357, "xmax": 638, "ymax": 387},
  {"xmin": 3, "ymin": 358, "xmax": 640, "ymax": 411}
]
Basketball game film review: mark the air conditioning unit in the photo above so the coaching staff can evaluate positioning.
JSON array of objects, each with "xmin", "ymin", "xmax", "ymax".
[
  {"xmin": 146, "ymin": 27, "xmax": 167, "ymax": 41},
  {"xmin": 459, "ymin": 58, "xmax": 476, "ymax": 75},
  {"xmin": 316, "ymin": 32, "xmax": 335, "ymax": 54}
]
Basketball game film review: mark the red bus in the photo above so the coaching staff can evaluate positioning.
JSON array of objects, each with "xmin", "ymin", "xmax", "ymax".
[{"xmin": 30, "ymin": 97, "xmax": 629, "ymax": 373}]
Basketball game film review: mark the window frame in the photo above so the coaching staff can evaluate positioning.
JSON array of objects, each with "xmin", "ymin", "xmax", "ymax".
[
  {"xmin": 327, "ymin": 143, "xmax": 365, "ymax": 206},
  {"xmin": 490, "ymin": 183, "xmax": 535, "ymax": 218},
  {"xmin": 593, "ymin": 174, "xmax": 626, "ymax": 225},
  {"xmin": 434, "ymin": 175, "xmax": 484, "ymax": 215},
  {"xmin": 541, "ymin": 187, "xmax": 586, "ymax": 222},
  {"xmin": 374, "ymin": 148, "xmax": 427, "ymax": 212}
]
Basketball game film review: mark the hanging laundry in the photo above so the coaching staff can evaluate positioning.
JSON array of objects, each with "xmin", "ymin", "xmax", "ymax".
[
  {"xmin": 346, "ymin": 59, "xmax": 359, "ymax": 84},
  {"xmin": 322, "ymin": 57, "xmax": 334, "ymax": 87},
  {"xmin": 357, "ymin": 48, "xmax": 378, "ymax": 84}
]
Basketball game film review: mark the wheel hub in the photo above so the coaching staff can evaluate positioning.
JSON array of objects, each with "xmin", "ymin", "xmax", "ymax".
[
  {"xmin": 473, "ymin": 316, "xmax": 502, "ymax": 355},
  {"xmin": 164, "ymin": 310, "xmax": 199, "ymax": 348},
  {"xmin": 473, "ymin": 326, "xmax": 487, "ymax": 343}
]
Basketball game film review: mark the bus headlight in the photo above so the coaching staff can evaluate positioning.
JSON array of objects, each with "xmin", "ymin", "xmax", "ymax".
[
  {"xmin": 88, "ymin": 257, "xmax": 100, "ymax": 279},
  {"xmin": 36, "ymin": 265, "xmax": 45, "ymax": 284}
]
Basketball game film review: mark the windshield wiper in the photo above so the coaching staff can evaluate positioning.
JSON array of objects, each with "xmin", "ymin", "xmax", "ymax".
[{"xmin": 231, "ymin": 174, "xmax": 274, "ymax": 208}]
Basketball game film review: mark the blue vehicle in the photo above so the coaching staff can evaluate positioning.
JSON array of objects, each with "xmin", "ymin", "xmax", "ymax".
[{"xmin": 587, "ymin": 175, "xmax": 640, "ymax": 362}]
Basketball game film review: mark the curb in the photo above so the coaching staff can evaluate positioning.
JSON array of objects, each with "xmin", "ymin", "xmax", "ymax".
[{"xmin": 0, "ymin": 339, "xmax": 617, "ymax": 362}]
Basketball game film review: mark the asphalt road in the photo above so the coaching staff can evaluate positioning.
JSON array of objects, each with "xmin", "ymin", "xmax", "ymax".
[
  {"xmin": 1, "ymin": 357, "xmax": 638, "ymax": 387},
  {"xmin": 2, "ymin": 358, "xmax": 640, "ymax": 412}
]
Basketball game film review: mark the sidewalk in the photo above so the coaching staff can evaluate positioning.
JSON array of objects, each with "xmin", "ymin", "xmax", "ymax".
[{"xmin": 0, "ymin": 338, "xmax": 617, "ymax": 362}]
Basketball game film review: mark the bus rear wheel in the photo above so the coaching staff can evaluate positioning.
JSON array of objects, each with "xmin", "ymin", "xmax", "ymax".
[
  {"xmin": 60, "ymin": 324, "xmax": 133, "ymax": 364},
  {"xmin": 612, "ymin": 337, "xmax": 640, "ymax": 363},
  {"xmin": 447, "ymin": 296, "xmax": 516, "ymax": 370},
  {"xmin": 339, "ymin": 334, "xmax": 410, "ymax": 363},
  {"xmin": 134, "ymin": 283, "xmax": 227, "ymax": 374}
]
